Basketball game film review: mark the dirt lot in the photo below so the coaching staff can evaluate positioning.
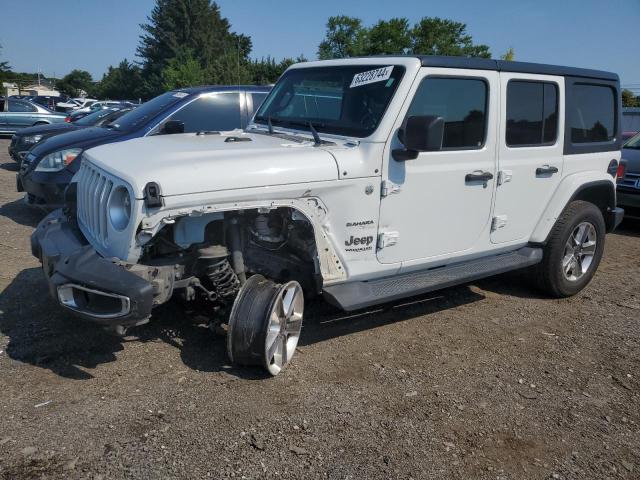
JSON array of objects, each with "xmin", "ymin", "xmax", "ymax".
[{"xmin": 0, "ymin": 138, "xmax": 638, "ymax": 480}]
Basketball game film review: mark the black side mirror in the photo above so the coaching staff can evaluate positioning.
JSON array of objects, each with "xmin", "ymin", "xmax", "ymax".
[
  {"xmin": 393, "ymin": 115, "xmax": 444, "ymax": 161},
  {"xmin": 161, "ymin": 120, "xmax": 185, "ymax": 135}
]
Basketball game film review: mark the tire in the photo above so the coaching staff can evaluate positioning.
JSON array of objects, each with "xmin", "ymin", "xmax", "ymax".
[
  {"xmin": 531, "ymin": 200, "xmax": 606, "ymax": 297},
  {"xmin": 227, "ymin": 275, "xmax": 304, "ymax": 376}
]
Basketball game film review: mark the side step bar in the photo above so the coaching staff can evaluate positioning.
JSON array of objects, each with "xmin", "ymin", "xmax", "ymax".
[{"xmin": 323, "ymin": 247, "xmax": 542, "ymax": 311}]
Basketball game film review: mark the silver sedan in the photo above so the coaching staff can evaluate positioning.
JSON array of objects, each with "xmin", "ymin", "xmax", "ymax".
[{"xmin": 0, "ymin": 99, "xmax": 67, "ymax": 134}]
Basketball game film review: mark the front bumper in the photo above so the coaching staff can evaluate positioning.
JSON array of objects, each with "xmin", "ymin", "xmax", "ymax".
[
  {"xmin": 8, "ymin": 138, "xmax": 30, "ymax": 163},
  {"xmin": 31, "ymin": 209, "xmax": 155, "ymax": 326},
  {"xmin": 19, "ymin": 168, "xmax": 74, "ymax": 209}
]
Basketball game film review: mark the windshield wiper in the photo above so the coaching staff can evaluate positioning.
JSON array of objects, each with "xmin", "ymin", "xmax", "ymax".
[{"xmin": 267, "ymin": 116, "xmax": 274, "ymax": 134}]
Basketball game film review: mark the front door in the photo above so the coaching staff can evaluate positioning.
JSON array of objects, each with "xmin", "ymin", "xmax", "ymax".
[
  {"xmin": 491, "ymin": 73, "xmax": 564, "ymax": 243},
  {"xmin": 377, "ymin": 69, "xmax": 499, "ymax": 265}
]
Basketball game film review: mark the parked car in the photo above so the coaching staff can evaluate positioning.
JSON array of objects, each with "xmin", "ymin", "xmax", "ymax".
[
  {"xmin": 30, "ymin": 95, "xmax": 67, "ymax": 111},
  {"xmin": 0, "ymin": 99, "xmax": 67, "ymax": 134},
  {"xmin": 9, "ymin": 107, "xmax": 134, "ymax": 163},
  {"xmin": 55, "ymin": 98, "xmax": 98, "ymax": 113},
  {"xmin": 622, "ymin": 107, "xmax": 640, "ymax": 141},
  {"xmin": 18, "ymin": 85, "xmax": 269, "ymax": 208},
  {"xmin": 617, "ymin": 132, "xmax": 640, "ymax": 218},
  {"xmin": 31, "ymin": 57, "xmax": 623, "ymax": 376}
]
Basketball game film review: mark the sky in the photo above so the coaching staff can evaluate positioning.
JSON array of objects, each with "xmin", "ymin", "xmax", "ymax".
[{"xmin": 1, "ymin": 0, "xmax": 639, "ymax": 91}]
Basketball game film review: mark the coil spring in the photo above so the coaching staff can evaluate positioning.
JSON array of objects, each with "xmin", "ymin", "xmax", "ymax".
[{"xmin": 204, "ymin": 257, "xmax": 240, "ymax": 301}]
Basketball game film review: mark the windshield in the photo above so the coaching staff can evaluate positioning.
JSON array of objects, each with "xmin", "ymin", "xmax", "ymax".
[
  {"xmin": 624, "ymin": 132, "xmax": 640, "ymax": 149},
  {"xmin": 254, "ymin": 65, "xmax": 405, "ymax": 138},
  {"xmin": 75, "ymin": 108, "xmax": 119, "ymax": 126},
  {"xmin": 109, "ymin": 91, "xmax": 187, "ymax": 131}
]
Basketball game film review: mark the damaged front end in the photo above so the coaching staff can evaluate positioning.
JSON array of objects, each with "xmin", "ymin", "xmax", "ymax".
[{"xmin": 32, "ymin": 198, "xmax": 332, "ymax": 334}]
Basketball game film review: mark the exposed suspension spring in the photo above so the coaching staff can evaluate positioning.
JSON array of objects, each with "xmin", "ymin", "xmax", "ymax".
[
  {"xmin": 198, "ymin": 245, "xmax": 240, "ymax": 302},
  {"xmin": 204, "ymin": 257, "xmax": 240, "ymax": 300}
]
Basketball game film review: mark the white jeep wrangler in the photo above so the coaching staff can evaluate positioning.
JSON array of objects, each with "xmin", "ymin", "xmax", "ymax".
[{"xmin": 32, "ymin": 56, "xmax": 624, "ymax": 375}]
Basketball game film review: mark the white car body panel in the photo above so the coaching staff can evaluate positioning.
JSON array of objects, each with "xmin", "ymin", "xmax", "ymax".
[{"xmin": 75, "ymin": 56, "xmax": 620, "ymax": 292}]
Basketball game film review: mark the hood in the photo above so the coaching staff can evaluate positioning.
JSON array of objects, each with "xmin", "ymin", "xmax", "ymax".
[
  {"xmin": 84, "ymin": 131, "xmax": 340, "ymax": 197},
  {"xmin": 29, "ymin": 126, "xmax": 124, "ymax": 159},
  {"xmin": 621, "ymin": 146, "xmax": 640, "ymax": 174},
  {"xmin": 14, "ymin": 122, "xmax": 77, "ymax": 138}
]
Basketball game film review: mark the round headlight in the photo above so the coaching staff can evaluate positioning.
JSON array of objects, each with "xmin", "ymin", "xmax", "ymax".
[{"xmin": 108, "ymin": 186, "xmax": 132, "ymax": 231}]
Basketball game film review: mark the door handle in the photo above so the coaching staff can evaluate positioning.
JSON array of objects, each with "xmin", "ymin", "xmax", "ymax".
[
  {"xmin": 465, "ymin": 171, "xmax": 494, "ymax": 183},
  {"xmin": 536, "ymin": 165, "xmax": 559, "ymax": 176}
]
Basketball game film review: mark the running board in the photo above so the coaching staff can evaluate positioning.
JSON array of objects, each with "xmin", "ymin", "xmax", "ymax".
[{"xmin": 322, "ymin": 247, "xmax": 542, "ymax": 311}]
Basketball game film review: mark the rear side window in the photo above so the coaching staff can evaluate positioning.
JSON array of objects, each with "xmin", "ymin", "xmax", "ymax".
[
  {"xmin": 9, "ymin": 100, "xmax": 37, "ymax": 112},
  {"xmin": 168, "ymin": 93, "xmax": 241, "ymax": 132},
  {"xmin": 407, "ymin": 77, "xmax": 487, "ymax": 149},
  {"xmin": 569, "ymin": 84, "xmax": 615, "ymax": 143},
  {"xmin": 506, "ymin": 81, "xmax": 558, "ymax": 146}
]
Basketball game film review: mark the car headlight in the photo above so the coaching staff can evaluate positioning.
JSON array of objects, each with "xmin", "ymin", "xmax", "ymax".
[
  {"xmin": 108, "ymin": 186, "xmax": 132, "ymax": 231},
  {"xmin": 34, "ymin": 148, "xmax": 82, "ymax": 172},
  {"xmin": 23, "ymin": 134, "xmax": 43, "ymax": 145}
]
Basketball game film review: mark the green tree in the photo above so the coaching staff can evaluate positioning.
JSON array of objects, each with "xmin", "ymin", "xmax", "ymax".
[
  {"xmin": 365, "ymin": 18, "xmax": 411, "ymax": 55},
  {"xmin": 95, "ymin": 59, "xmax": 144, "ymax": 100},
  {"xmin": 410, "ymin": 17, "xmax": 490, "ymax": 58},
  {"xmin": 161, "ymin": 49, "xmax": 207, "ymax": 90},
  {"xmin": 56, "ymin": 69, "xmax": 94, "ymax": 97},
  {"xmin": 0, "ymin": 43, "xmax": 10, "ymax": 72},
  {"xmin": 137, "ymin": 0, "xmax": 252, "ymax": 96},
  {"xmin": 317, "ymin": 16, "xmax": 367, "ymax": 59},
  {"xmin": 622, "ymin": 89, "xmax": 639, "ymax": 107},
  {"xmin": 500, "ymin": 47, "xmax": 515, "ymax": 61},
  {"xmin": 248, "ymin": 55, "xmax": 306, "ymax": 84},
  {"xmin": 317, "ymin": 16, "xmax": 491, "ymax": 59}
]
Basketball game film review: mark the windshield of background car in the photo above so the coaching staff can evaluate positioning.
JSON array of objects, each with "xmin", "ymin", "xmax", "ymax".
[
  {"xmin": 109, "ymin": 91, "xmax": 186, "ymax": 131},
  {"xmin": 75, "ymin": 108, "xmax": 120, "ymax": 126},
  {"xmin": 625, "ymin": 132, "xmax": 640, "ymax": 149},
  {"xmin": 254, "ymin": 65, "xmax": 405, "ymax": 138}
]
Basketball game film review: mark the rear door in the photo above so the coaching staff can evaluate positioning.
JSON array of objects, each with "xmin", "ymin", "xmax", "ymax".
[
  {"xmin": 491, "ymin": 73, "xmax": 564, "ymax": 243},
  {"xmin": 377, "ymin": 68, "xmax": 499, "ymax": 265}
]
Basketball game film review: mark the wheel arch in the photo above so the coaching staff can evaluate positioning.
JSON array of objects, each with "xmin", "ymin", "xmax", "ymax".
[
  {"xmin": 530, "ymin": 173, "xmax": 616, "ymax": 244},
  {"xmin": 139, "ymin": 199, "xmax": 348, "ymax": 288}
]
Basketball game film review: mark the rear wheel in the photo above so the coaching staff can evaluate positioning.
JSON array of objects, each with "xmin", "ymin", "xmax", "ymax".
[
  {"xmin": 227, "ymin": 275, "xmax": 304, "ymax": 376},
  {"xmin": 532, "ymin": 201, "xmax": 605, "ymax": 297}
]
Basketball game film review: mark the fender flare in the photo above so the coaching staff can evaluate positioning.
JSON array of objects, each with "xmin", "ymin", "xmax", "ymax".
[{"xmin": 530, "ymin": 172, "xmax": 616, "ymax": 243}]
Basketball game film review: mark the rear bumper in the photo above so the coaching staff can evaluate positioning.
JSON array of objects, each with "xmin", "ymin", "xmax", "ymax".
[
  {"xmin": 617, "ymin": 189, "xmax": 640, "ymax": 209},
  {"xmin": 31, "ymin": 209, "xmax": 154, "ymax": 326}
]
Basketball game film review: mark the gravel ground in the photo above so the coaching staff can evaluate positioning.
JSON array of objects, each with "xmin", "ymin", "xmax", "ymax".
[{"xmin": 0, "ymin": 137, "xmax": 638, "ymax": 480}]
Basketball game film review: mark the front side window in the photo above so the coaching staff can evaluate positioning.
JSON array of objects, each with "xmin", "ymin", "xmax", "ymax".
[
  {"xmin": 166, "ymin": 92, "xmax": 241, "ymax": 133},
  {"xmin": 506, "ymin": 81, "xmax": 558, "ymax": 146},
  {"xmin": 569, "ymin": 84, "xmax": 615, "ymax": 143},
  {"xmin": 407, "ymin": 77, "xmax": 487, "ymax": 149},
  {"xmin": 255, "ymin": 65, "xmax": 405, "ymax": 138}
]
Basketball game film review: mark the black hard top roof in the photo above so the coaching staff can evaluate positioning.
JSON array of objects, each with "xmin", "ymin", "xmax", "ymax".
[
  {"xmin": 176, "ymin": 85, "xmax": 272, "ymax": 94},
  {"xmin": 416, "ymin": 56, "xmax": 618, "ymax": 82}
]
